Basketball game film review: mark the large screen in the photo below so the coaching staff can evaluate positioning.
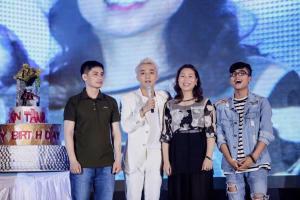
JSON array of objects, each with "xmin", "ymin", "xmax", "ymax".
[{"xmin": 0, "ymin": 0, "xmax": 299, "ymax": 178}]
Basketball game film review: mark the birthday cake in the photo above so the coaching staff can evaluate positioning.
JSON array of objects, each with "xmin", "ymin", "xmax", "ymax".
[{"xmin": 0, "ymin": 64, "xmax": 69, "ymax": 172}]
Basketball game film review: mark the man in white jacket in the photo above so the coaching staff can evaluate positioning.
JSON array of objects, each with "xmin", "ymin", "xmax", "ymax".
[{"xmin": 121, "ymin": 58, "xmax": 169, "ymax": 200}]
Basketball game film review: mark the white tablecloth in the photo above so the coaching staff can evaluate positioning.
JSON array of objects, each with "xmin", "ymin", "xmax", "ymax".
[{"xmin": 0, "ymin": 172, "xmax": 71, "ymax": 200}]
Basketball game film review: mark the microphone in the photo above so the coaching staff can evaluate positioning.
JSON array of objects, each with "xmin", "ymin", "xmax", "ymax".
[{"xmin": 146, "ymin": 85, "xmax": 154, "ymax": 113}]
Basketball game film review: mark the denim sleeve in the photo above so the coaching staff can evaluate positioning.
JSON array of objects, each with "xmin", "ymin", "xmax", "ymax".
[
  {"xmin": 258, "ymin": 98, "xmax": 274, "ymax": 145},
  {"xmin": 216, "ymin": 105, "xmax": 227, "ymax": 149}
]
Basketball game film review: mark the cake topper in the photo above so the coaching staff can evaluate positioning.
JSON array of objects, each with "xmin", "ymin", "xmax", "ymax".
[{"xmin": 14, "ymin": 64, "xmax": 41, "ymax": 106}]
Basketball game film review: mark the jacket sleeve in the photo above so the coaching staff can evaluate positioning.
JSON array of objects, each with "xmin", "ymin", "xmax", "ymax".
[
  {"xmin": 258, "ymin": 98, "xmax": 274, "ymax": 145},
  {"xmin": 216, "ymin": 104, "xmax": 227, "ymax": 149},
  {"xmin": 120, "ymin": 94, "xmax": 145, "ymax": 134}
]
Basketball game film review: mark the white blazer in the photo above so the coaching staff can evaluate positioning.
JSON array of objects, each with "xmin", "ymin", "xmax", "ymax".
[{"xmin": 121, "ymin": 89, "xmax": 169, "ymax": 174}]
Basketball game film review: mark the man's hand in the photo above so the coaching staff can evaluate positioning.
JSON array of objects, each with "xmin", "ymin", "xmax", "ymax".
[
  {"xmin": 227, "ymin": 158, "xmax": 239, "ymax": 171},
  {"xmin": 112, "ymin": 160, "xmax": 122, "ymax": 174},
  {"xmin": 140, "ymin": 99, "xmax": 156, "ymax": 116},
  {"xmin": 70, "ymin": 159, "xmax": 81, "ymax": 174},
  {"xmin": 237, "ymin": 156, "xmax": 254, "ymax": 171}
]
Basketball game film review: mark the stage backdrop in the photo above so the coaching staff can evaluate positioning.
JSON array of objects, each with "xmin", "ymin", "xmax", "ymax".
[{"xmin": 0, "ymin": 0, "xmax": 299, "ymax": 178}]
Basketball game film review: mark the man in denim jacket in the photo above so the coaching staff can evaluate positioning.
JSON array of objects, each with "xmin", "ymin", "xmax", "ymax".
[{"xmin": 216, "ymin": 62, "xmax": 274, "ymax": 200}]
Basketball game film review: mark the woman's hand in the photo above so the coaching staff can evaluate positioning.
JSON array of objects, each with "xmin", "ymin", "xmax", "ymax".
[
  {"xmin": 163, "ymin": 160, "xmax": 172, "ymax": 176},
  {"xmin": 202, "ymin": 157, "xmax": 213, "ymax": 171}
]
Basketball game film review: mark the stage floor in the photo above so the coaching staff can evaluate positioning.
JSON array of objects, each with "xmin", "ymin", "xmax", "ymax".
[
  {"xmin": 0, "ymin": 173, "xmax": 299, "ymax": 200},
  {"xmin": 114, "ymin": 176, "xmax": 300, "ymax": 200}
]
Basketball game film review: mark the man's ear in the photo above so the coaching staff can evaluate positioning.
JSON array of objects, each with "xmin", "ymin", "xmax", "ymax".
[{"xmin": 82, "ymin": 73, "xmax": 87, "ymax": 81}]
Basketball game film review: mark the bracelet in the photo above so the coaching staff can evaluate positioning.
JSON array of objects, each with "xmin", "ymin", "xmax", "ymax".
[
  {"xmin": 248, "ymin": 154, "xmax": 256, "ymax": 163},
  {"xmin": 205, "ymin": 155, "xmax": 213, "ymax": 161}
]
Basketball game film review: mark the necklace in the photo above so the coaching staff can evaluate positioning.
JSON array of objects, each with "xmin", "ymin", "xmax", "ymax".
[{"xmin": 182, "ymin": 97, "xmax": 195, "ymax": 102}]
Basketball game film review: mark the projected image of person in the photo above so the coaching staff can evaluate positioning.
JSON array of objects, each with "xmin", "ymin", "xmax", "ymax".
[
  {"xmin": 0, "ymin": 25, "xmax": 34, "ymax": 122},
  {"xmin": 48, "ymin": 0, "xmax": 248, "ymax": 108},
  {"xmin": 0, "ymin": 25, "xmax": 32, "ymax": 90},
  {"xmin": 48, "ymin": 0, "xmax": 300, "ymax": 175}
]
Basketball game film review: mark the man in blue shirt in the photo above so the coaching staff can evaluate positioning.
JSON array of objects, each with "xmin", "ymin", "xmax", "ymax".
[{"xmin": 216, "ymin": 62, "xmax": 274, "ymax": 200}]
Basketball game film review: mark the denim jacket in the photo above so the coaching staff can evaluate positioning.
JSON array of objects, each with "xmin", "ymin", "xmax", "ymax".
[{"xmin": 216, "ymin": 93, "xmax": 274, "ymax": 173}]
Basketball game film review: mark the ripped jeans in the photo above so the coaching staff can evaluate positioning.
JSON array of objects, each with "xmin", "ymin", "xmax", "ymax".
[{"xmin": 225, "ymin": 168, "xmax": 269, "ymax": 200}]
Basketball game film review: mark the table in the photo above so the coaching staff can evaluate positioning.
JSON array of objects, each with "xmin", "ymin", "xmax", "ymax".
[{"xmin": 0, "ymin": 171, "xmax": 71, "ymax": 200}]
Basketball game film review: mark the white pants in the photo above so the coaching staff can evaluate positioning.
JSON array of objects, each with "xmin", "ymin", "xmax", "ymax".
[{"xmin": 125, "ymin": 149, "xmax": 162, "ymax": 200}]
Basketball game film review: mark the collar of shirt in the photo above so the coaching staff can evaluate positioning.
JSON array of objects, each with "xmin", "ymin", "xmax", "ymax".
[
  {"xmin": 228, "ymin": 92, "xmax": 258, "ymax": 110},
  {"xmin": 79, "ymin": 88, "xmax": 104, "ymax": 100}
]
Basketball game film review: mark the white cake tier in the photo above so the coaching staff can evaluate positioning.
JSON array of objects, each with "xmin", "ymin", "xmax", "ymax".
[
  {"xmin": 0, "ymin": 145, "xmax": 69, "ymax": 172},
  {"xmin": 8, "ymin": 106, "xmax": 47, "ymax": 123},
  {"xmin": 0, "ymin": 124, "xmax": 61, "ymax": 145}
]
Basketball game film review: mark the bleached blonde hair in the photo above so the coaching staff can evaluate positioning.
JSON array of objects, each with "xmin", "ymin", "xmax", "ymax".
[{"xmin": 135, "ymin": 57, "xmax": 158, "ymax": 74}]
